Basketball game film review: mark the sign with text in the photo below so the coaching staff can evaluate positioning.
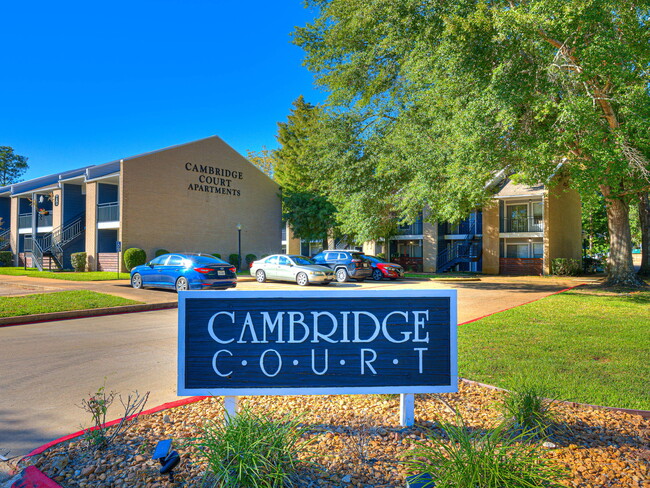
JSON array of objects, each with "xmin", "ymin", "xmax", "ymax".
[{"xmin": 178, "ymin": 290, "xmax": 457, "ymax": 396}]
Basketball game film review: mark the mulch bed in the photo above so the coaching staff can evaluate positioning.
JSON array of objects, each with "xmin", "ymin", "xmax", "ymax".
[{"xmin": 22, "ymin": 381, "xmax": 650, "ymax": 487}]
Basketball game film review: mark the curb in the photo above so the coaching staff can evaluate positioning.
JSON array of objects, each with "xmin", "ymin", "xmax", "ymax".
[
  {"xmin": 11, "ymin": 396, "xmax": 210, "ymax": 488},
  {"xmin": 0, "ymin": 302, "xmax": 178, "ymax": 328}
]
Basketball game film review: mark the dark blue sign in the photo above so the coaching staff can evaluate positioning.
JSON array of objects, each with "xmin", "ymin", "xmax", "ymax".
[{"xmin": 178, "ymin": 290, "xmax": 457, "ymax": 396}]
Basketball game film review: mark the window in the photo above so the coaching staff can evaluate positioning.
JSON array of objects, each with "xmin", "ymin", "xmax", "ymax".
[
  {"xmin": 507, "ymin": 204, "xmax": 528, "ymax": 232},
  {"xmin": 278, "ymin": 256, "xmax": 291, "ymax": 266},
  {"xmin": 167, "ymin": 256, "xmax": 183, "ymax": 266},
  {"xmin": 149, "ymin": 255, "xmax": 168, "ymax": 265},
  {"xmin": 266, "ymin": 256, "xmax": 279, "ymax": 265},
  {"xmin": 532, "ymin": 242, "xmax": 543, "ymax": 258},
  {"xmin": 506, "ymin": 244, "xmax": 529, "ymax": 258}
]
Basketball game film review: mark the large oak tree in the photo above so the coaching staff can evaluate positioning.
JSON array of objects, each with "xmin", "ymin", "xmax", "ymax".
[{"xmin": 295, "ymin": 0, "xmax": 650, "ymax": 286}]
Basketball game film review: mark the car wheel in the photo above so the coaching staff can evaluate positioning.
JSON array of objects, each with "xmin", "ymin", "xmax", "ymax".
[
  {"xmin": 256, "ymin": 269, "xmax": 266, "ymax": 283},
  {"xmin": 336, "ymin": 268, "xmax": 348, "ymax": 283},
  {"xmin": 296, "ymin": 272, "xmax": 309, "ymax": 286},
  {"xmin": 131, "ymin": 273, "xmax": 143, "ymax": 289},
  {"xmin": 175, "ymin": 276, "xmax": 189, "ymax": 292},
  {"xmin": 372, "ymin": 268, "xmax": 383, "ymax": 281}
]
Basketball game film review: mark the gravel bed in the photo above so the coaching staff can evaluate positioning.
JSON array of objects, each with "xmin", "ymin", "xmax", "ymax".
[{"xmin": 24, "ymin": 381, "xmax": 649, "ymax": 487}]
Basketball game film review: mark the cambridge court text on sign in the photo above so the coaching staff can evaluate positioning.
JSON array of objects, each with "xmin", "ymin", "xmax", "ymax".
[{"xmin": 178, "ymin": 290, "xmax": 457, "ymax": 396}]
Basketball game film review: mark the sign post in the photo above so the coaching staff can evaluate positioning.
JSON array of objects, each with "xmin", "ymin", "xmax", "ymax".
[
  {"xmin": 178, "ymin": 290, "xmax": 457, "ymax": 425},
  {"xmin": 116, "ymin": 241, "xmax": 122, "ymax": 279}
]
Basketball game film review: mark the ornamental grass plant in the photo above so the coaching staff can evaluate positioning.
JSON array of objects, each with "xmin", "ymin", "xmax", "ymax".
[
  {"xmin": 193, "ymin": 406, "xmax": 311, "ymax": 488},
  {"xmin": 499, "ymin": 380, "xmax": 558, "ymax": 439},
  {"xmin": 403, "ymin": 416, "xmax": 567, "ymax": 488}
]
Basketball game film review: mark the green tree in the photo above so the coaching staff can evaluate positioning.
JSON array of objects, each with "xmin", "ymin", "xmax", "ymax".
[
  {"xmin": 0, "ymin": 146, "xmax": 28, "ymax": 185},
  {"xmin": 246, "ymin": 147, "xmax": 275, "ymax": 179},
  {"xmin": 274, "ymin": 96, "xmax": 338, "ymax": 249},
  {"xmin": 295, "ymin": 0, "xmax": 650, "ymax": 287}
]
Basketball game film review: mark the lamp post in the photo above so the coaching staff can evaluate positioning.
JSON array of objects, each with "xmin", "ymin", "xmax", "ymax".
[{"xmin": 236, "ymin": 223, "xmax": 242, "ymax": 272}]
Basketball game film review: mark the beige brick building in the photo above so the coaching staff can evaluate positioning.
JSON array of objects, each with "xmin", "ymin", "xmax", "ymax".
[
  {"xmin": 283, "ymin": 175, "xmax": 583, "ymax": 276},
  {"xmin": 0, "ymin": 136, "xmax": 281, "ymax": 272}
]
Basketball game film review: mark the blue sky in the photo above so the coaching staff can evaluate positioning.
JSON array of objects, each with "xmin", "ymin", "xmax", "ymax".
[{"xmin": 2, "ymin": 1, "xmax": 325, "ymax": 181}]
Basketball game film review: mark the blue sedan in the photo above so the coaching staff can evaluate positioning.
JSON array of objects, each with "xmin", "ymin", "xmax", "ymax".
[{"xmin": 130, "ymin": 253, "xmax": 237, "ymax": 292}]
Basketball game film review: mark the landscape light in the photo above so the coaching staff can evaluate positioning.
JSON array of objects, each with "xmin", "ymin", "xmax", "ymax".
[{"xmin": 152, "ymin": 439, "xmax": 181, "ymax": 482}]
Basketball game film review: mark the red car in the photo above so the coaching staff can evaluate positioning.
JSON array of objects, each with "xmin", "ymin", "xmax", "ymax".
[{"xmin": 365, "ymin": 255, "xmax": 405, "ymax": 281}]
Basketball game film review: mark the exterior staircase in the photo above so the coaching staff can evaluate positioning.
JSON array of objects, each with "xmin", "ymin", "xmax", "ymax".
[
  {"xmin": 0, "ymin": 229, "xmax": 9, "ymax": 251},
  {"xmin": 25, "ymin": 213, "xmax": 86, "ymax": 270},
  {"xmin": 437, "ymin": 216, "xmax": 482, "ymax": 273}
]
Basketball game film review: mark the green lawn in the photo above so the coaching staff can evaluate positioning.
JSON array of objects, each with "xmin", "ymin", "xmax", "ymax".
[
  {"xmin": 0, "ymin": 290, "xmax": 140, "ymax": 317},
  {"xmin": 458, "ymin": 287, "xmax": 650, "ymax": 410},
  {"xmin": 0, "ymin": 267, "xmax": 125, "ymax": 281}
]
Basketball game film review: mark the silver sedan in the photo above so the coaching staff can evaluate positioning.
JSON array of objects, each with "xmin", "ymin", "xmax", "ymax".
[{"xmin": 250, "ymin": 254, "xmax": 335, "ymax": 286}]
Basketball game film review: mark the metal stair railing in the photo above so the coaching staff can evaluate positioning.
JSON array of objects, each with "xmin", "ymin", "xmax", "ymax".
[
  {"xmin": 0, "ymin": 229, "xmax": 10, "ymax": 251},
  {"xmin": 437, "ymin": 226, "xmax": 481, "ymax": 273},
  {"xmin": 33, "ymin": 212, "xmax": 86, "ymax": 270},
  {"xmin": 24, "ymin": 236, "xmax": 45, "ymax": 271}
]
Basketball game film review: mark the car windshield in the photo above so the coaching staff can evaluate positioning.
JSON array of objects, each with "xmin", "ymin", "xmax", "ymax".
[
  {"xmin": 292, "ymin": 256, "xmax": 316, "ymax": 265},
  {"xmin": 193, "ymin": 255, "xmax": 228, "ymax": 265}
]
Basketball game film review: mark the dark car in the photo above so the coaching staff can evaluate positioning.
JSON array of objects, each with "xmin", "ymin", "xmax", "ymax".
[
  {"xmin": 311, "ymin": 250, "xmax": 373, "ymax": 283},
  {"xmin": 365, "ymin": 255, "xmax": 405, "ymax": 281},
  {"xmin": 130, "ymin": 253, "xmax": 237, "ymax": 292}
]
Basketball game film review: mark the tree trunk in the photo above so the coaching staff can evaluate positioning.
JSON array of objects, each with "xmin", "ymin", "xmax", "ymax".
[
  {"xmin": 638, "ymin": 192, "xmax": 650, "ymax": 277},
  {"xmin": 600, "ymin": 185, "xmax": 646, "ymax": 287}
]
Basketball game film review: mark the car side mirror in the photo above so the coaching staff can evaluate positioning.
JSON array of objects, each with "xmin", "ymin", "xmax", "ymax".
[{"xmin": 149, "ymin": 262, "xmax": 154, "ymax": 268}]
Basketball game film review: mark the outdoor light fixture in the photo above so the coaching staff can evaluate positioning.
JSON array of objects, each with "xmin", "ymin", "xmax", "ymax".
[
  {"xmin": 152, "ymin": 439, "xmax": 181, "ymax": 482},
  {"xmin": 38, "ymin": 195, "xmax": 44, "ymax": 203}
]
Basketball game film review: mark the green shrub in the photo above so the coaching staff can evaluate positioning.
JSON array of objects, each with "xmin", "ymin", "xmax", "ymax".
[
  {"xmin": 211, "ymin": 253, "xmax": 222, "ymax": 260},
  {"xmin": 228, "ymin": 253, "xmax": 240, "ymax": 269},
  {"xmin": 123, "ymin": 248, "xmax": 146, "ymax": 271},
  {"xmin": 376, "ymin": 252, "xmax": 386, "ymax": 260},
  {"xmin": 500, "ymin": 381, "xmax": 558, "ymax": 439},
  {"xmin": 551, "ymin": 258, "xmax": 581, "ymax": 276},
  {"xmin": 403, "ymin": 416, "xmax": 567, "ymax": 487},
  {"xmin": 71, "ymin": 252, "xmax": 87, "ymax": 272},
  {"xmin": 245, "ymin": 253, "xmax": 257, "ymax": 266},
  {"xmin": 154, "ymin": 249, "xmax": 169, "ymax": 257},
  {"xmin": 0, "ymin": 251, "xmax": 12, "ymax": 267},
  {"xmin": 193, "ymin": 406, "xmax": 309, "ymax": 488}
]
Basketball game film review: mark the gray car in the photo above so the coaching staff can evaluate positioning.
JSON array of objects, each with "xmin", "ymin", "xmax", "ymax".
[{"xmin": 250, "ymin": 254, "xmax": 335, "ymax": 286}]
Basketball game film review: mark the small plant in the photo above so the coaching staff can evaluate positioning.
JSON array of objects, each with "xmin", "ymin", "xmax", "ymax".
[
  {"xmin": 500, "ymin": 381, "xmax": 558, "ymax": 439},
  {"xmin": 403, "ymin": 416, "xmax": 567, "ymax": 487},
  {"xmin": 228, "ymin": 253, "xmax": 240, "ymax": 269},
  {"xmin": 70, "ymin": 252, "xmax": 87, "ymax": 272},
  {"xmin": 245, "ymin": 253, "xmax": 257, "ymax": 266},
  {"xmin": 551, "ymin": 258, "xmax": 581, "ymax": 276},
  {"xmin": 193, "ymin": 406, "xmax": 310, "ymax": 487},
  {"xmin": 78, "ymin": 382, "xmax": 149, "ymax": 450},
  {"xmin": 154, "ymin": 249, "xmax": 169, "ymax": 257},
  {"xmin": 211, "ymin": 252, "xmax": 222, "ymax": 260},
  {"xmin": 123, "ymin": 248, "xmax": 147, "ymax": 271}
]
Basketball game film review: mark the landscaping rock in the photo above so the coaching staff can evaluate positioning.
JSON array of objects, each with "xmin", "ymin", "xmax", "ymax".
[{"xmin": 20, "ymin": 381, "xmax": 650, "ymax": 487}]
